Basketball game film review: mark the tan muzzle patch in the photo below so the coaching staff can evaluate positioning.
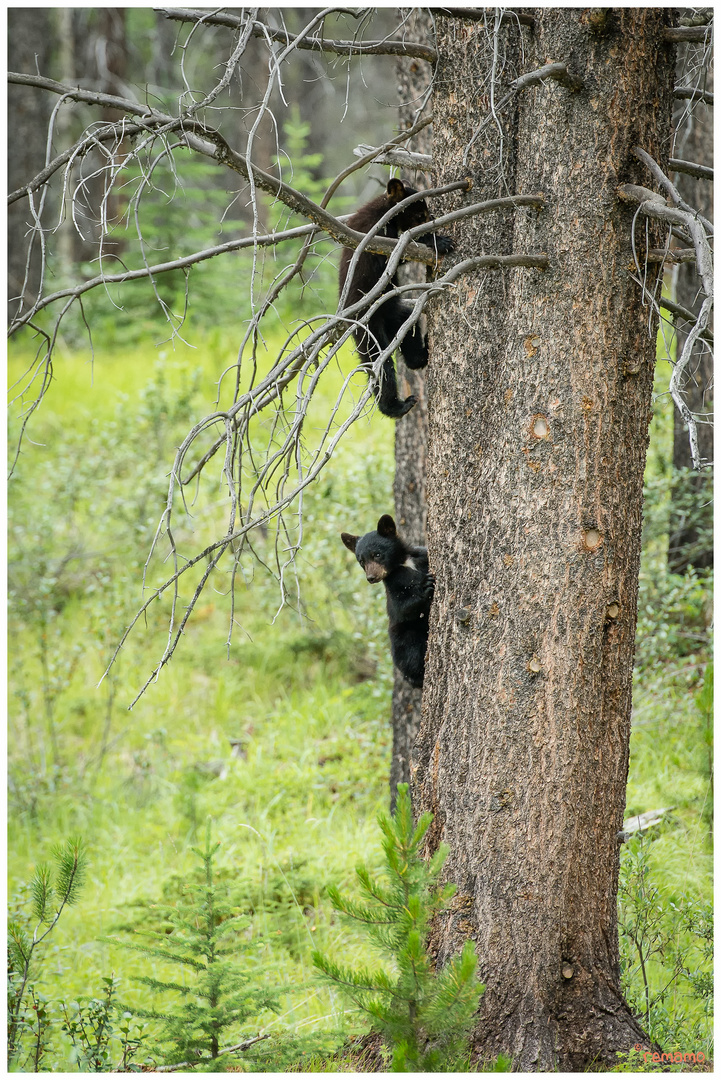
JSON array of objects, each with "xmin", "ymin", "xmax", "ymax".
[{"xmin": 364, "ymin": 561, "xmax": 387, "ymax": 584}]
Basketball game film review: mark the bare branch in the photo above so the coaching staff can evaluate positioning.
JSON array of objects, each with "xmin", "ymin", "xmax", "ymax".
[
  {"xmin": 353, "ymin": 144, "xmax": 434, "ymax": 170},
  {"xmin": 8, "ymin": 120, "xmax": 149, "ymax": 205},
  {"xmin": 153, "ymin": 1034, "xmax": 271, "ymax": 1072},
  {"xmin": 9, "ymin": 223, "xmax": 332, "ymax": 331},
  {"xmin": 8, "ymin": 71, "xmax": 154, "ymax": 117},
  {"xmin": 512, "ymin": 63, "xmax": 584, "ymax": 93},
  {"xmin": 10, "ymin": 178, "xmax": 540, "ymax": 346},
  {"xmin": 674, "ymin": 84, "xmax": 714, "ymax": 105},
  {"xmin": 621, "ymin": 136, "xmax": 714, "ymax": 470},
  {"xmin": 645, "ymin": 247, "xmax": 697, "ymax": 265},
  {"xmin": 632, "ymin": 145, "xmax": 713, "ymax": 233},
  {"xmin": 156, "ymin": 7, "xmax": 438, "ymax": 63},
  {"xmin": 617, "ymin": 182, "xmax": 713, "ymax": 297},
  {"xmin": 670, "ymin": 157, "xmax": 713, "ymax": 181},
  {"xmin": 658, "ymin": 296, "xmax": 713, "ymax": 343},
  {"xmin": 435, "ymin": 9, "xmax": 535, "ymax": 28},
  {"xmin": 664, "ymin": 25, "xmax": 714, "ymax": 43},
  {"xmin": 5, "ymin": 9, "xmax": 560, "ymax": 703},
  {"xmin": 463, "ymin": 58, "xmax": 584, "ymax": 165},
  {"xmin": 669, "ymin": 296, "xmax": 713, "ymax": 470}
]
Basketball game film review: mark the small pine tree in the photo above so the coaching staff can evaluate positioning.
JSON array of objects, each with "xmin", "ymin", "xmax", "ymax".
[
  {"xmin": 8, "ymin": 837, "xmax": 88, "ymax": 1068},
  {"xmin": 313, "ymin": 784, "xmax": 483, "ymax": 1071},
  {"xmin": 105, "ymin": 822, "xmax": 280, "ymax": 1072}
]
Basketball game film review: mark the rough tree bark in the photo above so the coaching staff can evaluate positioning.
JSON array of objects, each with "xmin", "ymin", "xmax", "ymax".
[
  {"xmin": 390, "ymin": 8, "xmax": 434, "ymax": 810},
  {"xmin": 414, "ymin": 9, "xmax": 675, "ymax": 1070},
  {"xmin": 668, "ymin": 50, "xmax": 713, "ymax": 573}
]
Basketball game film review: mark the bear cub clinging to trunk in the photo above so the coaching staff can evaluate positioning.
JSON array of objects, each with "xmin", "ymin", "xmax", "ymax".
[
  {"xmin": 341, "ymin": 514, "xmax": 434, "ymax": 688},
  {"xmin": 339, "ymin": 177, "xmax": 454, "ymax": 419}
]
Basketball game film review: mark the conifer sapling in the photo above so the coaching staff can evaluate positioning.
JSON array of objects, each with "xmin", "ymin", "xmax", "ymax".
[
  {"xmin": 104, "ymin": 822, "xmax": 279, "ymax": 1072},
  {"xmin": 313, "ymin": 784, "xmax": 483, "ymax": 1071}
]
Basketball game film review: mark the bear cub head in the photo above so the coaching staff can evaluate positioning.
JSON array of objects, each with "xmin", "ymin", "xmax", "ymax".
[
  {"xmin": 383, "ymin": 177, "xmax": 455, "ymax": 253},
  {"xmin": 340, "ymin": 514, "xmax": 413, "ymax": 584}
]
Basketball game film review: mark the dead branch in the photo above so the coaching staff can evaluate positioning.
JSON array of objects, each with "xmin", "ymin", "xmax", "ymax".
[
  {"xmin": 670, "ymin": 157, "xmax": 713, "ymax": 181},
  {"xmin": 8, "ymin": 119, "xmax": 150, "ymax": 205},
  {"xmin": 645, "ymin": 247, "xmax": 697, "ymax": 265},
  {"xmin": 619, "ymin": 144, "xmax": 714, "ymax": 470},
  {"xmin": 632, "ymin": 146, "xmax": 713, "ymax": 234},
  {"xmin": 101, "ymin": 241, "xmax": 548, "ymax": 703},
  {"xmin": 674, "ymin": 84, "xmax": 714, "ymax": 105},
  {"xmin": 658, "ymin": 296, "xmax": 713, "ymax": 343},
  {"xmin": 463, "ymin": 59, "xmax": 584, "ymax": 164},
  {"xmin": 664, "ymin": 26, "xmax": 714, "ymax": 43},
  {"xmin": 156, "ymin": 7, "xmax": 438, "ymax": 63},
  {"xmin": 617, "ymin": 183, "xmax": 713, "ymax": 297},
  {"xmin": 435, "ymin": 9, "xmax": 535, "ymax": 28},
  {"xmin": 669, "ymin": 296, "xmax": 713, "ymax": 470},
  {"xmin": 512, "ymin": 63, "xmax": 584, "ymax": 93},
  {"xmin": 153, "ymin": 1034, "xmax": 271, "ymax": 1071},
  {"xmin": 353, "ymin": 143, "xmax": 433, "ymax": 170}
]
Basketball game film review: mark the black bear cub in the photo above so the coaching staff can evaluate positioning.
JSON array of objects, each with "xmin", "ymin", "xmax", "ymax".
[
  {"xmin": 339, "ymin": 177, "xmax": 454, "ymax": 419},
  {"xmin": 341, "ymin": 514, "xmax": 434, "ymax": 688}
]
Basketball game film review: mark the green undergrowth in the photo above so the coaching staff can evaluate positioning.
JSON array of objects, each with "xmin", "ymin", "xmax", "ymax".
[{"xmin": 8, "ymin": 335, "xmax": 712, "ymax": 1069}]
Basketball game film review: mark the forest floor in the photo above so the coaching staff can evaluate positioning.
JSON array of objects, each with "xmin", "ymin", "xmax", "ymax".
[{"xmin": 8, "ymin": 332, "xmax": 713, "ymax": 1071}]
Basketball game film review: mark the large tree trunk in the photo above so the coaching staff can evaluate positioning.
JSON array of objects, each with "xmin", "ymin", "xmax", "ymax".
[
  {"xmin": 667, "ymin": 49, "xmax": 713, "ymax": 573},
  {"xmin": 390, "ymin": 9, "xmax": 434, "ymax": 810},
  {"xmin": 415, "ymin": 10, "xmax": 675, "ymax": 1070}
]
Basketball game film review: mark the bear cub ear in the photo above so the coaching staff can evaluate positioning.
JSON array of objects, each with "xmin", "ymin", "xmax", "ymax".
[
  {"xmin": 386, "ymin": 177, "xmax": 406, "ymax": 202},
  {"xmin": 376, "ymin": 514, "xmax": 397, "ymax": 538},
  {"xmin": 340, "ymin": 532, "xmax": 359, "ymax": 552}
]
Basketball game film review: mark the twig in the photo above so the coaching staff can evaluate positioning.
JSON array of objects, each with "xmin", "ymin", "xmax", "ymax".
[
  {"xmin": 153, "ymin": 1033, "xmax": 271, "ymax": 1071},
  {"xmin": 632, "ymin": 146, "xmax": 713, "ymax": 233},
  {"xmin": 658, "ymin": 297, "xmax": 713, "ymax": 344},
  {"xmin": 617, "ymin": 183, "xmax": 713, "ymax": 297},
  {"xmin": 435, "ymin": 8, "xmax": 535, "ymax": 28},
  {"xmin": 669, "ymin": 157, "xmax": 713, "ymax": 181},
  {"xmin": 620, "ymin": 151, "xmax": 714, "ymax": 470},
  {"xmin": 353, "ymin": 144, "xmax": 433, "ymax": 170},
  {"xmin": 512, "ymin": 62, "xmax": 584, "ymax": 93},
  {"xmin": 645, "ymin": 247, "xmax": 696, "ymax": 265},
  {"xmin": 8, "ymin": 120, "xmax": 149, "ymax": 205},
  {"xmin": 669, "ymin": 296, "xmax": 713, "ymax": 470},
  {"xmin": 156, "ymin": 7, "xmax": 438, "ymax": 62},
  {"xmin": 674, "ymin": 85, "xmax": 714, "ymax": 106}
]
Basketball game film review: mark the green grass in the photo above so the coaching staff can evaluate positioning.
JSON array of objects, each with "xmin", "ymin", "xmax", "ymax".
[{"xmin": 8, "ymin": 332, "xmax": 712, "ymax": 1070}]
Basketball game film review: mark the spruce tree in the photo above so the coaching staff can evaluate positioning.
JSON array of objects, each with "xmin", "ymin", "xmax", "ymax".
[
  {"xmin": 313, "ymin": 785, "xmax": 483, "ymax": 1071},
  {"xmin": 106, "ymin": 823, "xmax": 279, "ymax": 1071}
]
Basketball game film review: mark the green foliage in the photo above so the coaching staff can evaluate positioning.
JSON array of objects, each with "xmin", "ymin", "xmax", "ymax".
[
  {"xmin": 313, "ymin": 785, "xmax": 483, "ymax": 1071},
  {"xmin": 6, "ymin": 339, "xmax": 712, "ymax": 1067},
  {"xmin": 105, "ymin": 821, "xmax": 281, "ymax": 1071},
  {"xmin": 274, "ymin": 106, "xmax": 327, "ymax": 205},
  {"xmin": 618, "ymin": 831, "xmax": 713, "ymax": 1057},
  {"xmin": 60, "ymin": 977, "xmax": 150, "ymax": 1072},
  {"xmin": 8, "ymin": 838, "xmax": 88, "ymax": 1067},
  {"xmin": 8, "ymin": 361, "xmax": 205, "ymax": 815},
  {"xmin": 667, "ymin": 467, "xmax": 713, "ymax": 572},
  {"xmin": 635, "ymin": 568, "xmax": 711, "ymax": 672},
  {"xmin": 611, "ymin": 1046, "xmax": 709, "ymax": 1073}
]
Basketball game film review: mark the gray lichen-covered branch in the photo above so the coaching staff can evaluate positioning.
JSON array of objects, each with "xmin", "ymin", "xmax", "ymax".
[
  {"xmin": 619, "ymin": 142, "xmax": 714, "ymax": 470},
  {"xmin": 156, "ymin": 7, "xmax": 438, "ymax": 63}
]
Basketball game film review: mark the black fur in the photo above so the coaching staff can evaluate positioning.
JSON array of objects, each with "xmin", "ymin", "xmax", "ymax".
[
  {"xmin": 339, "ymin": 178, "xmax": 454, "ymax": 419},
  {"xmin": 341, "ymin": 514, "xmax": 434, "ymax": 688}
]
